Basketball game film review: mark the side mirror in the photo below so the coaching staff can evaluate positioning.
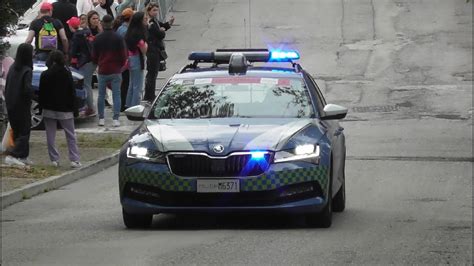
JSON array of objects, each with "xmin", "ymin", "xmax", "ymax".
[
  {"xmin": 125, "ymin": 105, "xmax": 145, "ymax": 121},
  {"xmin": 321, "ymin": 104, "xmax": 348, "ymax": 120}
]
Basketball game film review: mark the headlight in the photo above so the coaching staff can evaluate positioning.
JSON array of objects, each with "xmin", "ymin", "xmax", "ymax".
[
  {"xmin": 127, "ymin": 145, "xmax": 166, "ymax": 163},
  {"xmin": 274, "ymin": 144, "xmax": 320, "ymax": 164},
  {"xmin": 126, "ymin": 131, "xmax": 165, "ymax": 163}
]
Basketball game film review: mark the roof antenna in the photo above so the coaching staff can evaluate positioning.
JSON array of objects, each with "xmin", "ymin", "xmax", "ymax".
[
  {"xmin": 244, "ymin": 18, "xmax": 247, "ymax": 48},
  {"xmin": 248, "ymin": 0, "xmax": 252, "ymax": 48}
]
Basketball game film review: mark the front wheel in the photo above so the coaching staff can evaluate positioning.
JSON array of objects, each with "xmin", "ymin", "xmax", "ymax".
[
  {"xmin": 122, "ymin": 208, "xmax": 153, "ymax": 229},
  {"xmin": 30, "ymin": 99, "xmax": 44, "ymax": 130},
  {"xmin": 332, "ymin": 178, "xmax": 345, "ymax": 212}
]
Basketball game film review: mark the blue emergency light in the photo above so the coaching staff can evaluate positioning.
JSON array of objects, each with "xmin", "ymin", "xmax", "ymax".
[
  {"xmin": 250, "ymin": 151, "xmax": 266, "ymax": 160},
  {"xmin": 269, "ymin": 50, "xmax": 300, "ymax": 61}
]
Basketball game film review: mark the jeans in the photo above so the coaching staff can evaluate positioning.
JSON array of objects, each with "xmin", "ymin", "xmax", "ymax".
[
  {"xmin": 77, "ymin": 62, "xmax": 96, "ymax": 111},
  {"xmin": 126, "ymin": 68, "xmax": 144, "ymax": 107},
  {"xmin": 120, "ymin": 70, "xmax": 129, "ymax": 111},
  {"xmin": 44, "ymin": 117, "xmax": 80, "ymax": 162},
  {"xmin": 97, "ymin": 73, "xmax": 121, "ymax": 120}
]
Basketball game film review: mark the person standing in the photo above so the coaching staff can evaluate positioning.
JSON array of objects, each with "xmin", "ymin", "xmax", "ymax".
[
  {"xmin": 68, "ymin": 16, "xmax": 97, "ymax": 117},
  {"xmin": 116, "ymin": 8, "xmax": 134, "ymax": 111},
  {"xmin": 79, "ymin": 14, "xmax": 88, "ymax": 28},
  {"xmin": 91, "ymin": 15, "xmax": 127, "ymax": 127},
  {"xmin": 87, "ymin": 10, "xmax": 103, "ymax": 36},
  {"xmin": 143, "ymin": 2, "xmax": 174, "ymax": 103},
  {"xmin": 38, "ymin": 50, "xmax": 81, "ymax": 168},
  {"xmin": 76, "ymin": 0, "xmax": 95, "ymax": 17},
  {"xmin": 52, "ymin": 0, "xmax": 78, "ymax": 40},
  {"xmin": 3, "ymin": 44, "xmax": 34, "ymax": 166},
  {"xmin": 95, "ymin": 0, "xmax": 119, "ymax": 20},
  {"xmin": 25, "ymin": 2, "xmax": 69, "ymax": 61},
  {"xmin": 124, "ymin": 11, "xmax": 148, "ymax": 108}
]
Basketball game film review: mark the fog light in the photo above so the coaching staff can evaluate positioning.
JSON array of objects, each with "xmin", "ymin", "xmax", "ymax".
[
  {"xmin": 130, "ymin": 187, "xmax": 160, "ymax": 199},
  {"xmin": 280, "ymin": 184, "xmax": 314, "ymax": 197}
]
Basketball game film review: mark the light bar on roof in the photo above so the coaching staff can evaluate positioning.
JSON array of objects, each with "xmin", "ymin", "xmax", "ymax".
[{"xmin": 269, "ymin": 50, "xmax": 300, "ymax": 61}]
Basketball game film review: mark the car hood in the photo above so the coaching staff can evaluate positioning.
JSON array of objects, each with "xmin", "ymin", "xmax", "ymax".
[{"xmin": 145, "ymin": 118, "xmax": 317, "ymax": 154}]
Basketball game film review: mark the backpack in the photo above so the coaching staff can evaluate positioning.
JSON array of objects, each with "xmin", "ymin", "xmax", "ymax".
[{"xmin": 38, "ymin": 20, "xmax": 58, "ymax": 50}]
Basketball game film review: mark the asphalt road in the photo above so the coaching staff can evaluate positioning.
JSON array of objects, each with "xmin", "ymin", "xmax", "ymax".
[{"xmin": 2, "ymin": 0, "xmax": 472, "ymax": 264}]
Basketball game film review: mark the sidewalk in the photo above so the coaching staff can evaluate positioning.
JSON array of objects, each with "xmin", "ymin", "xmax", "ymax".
[{"xmin": 0, "ymin": 129, "xmax": 129, "ymax": 208}]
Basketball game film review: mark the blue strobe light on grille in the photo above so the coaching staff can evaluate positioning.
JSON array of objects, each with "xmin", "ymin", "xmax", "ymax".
[
  {"xmin": 269, "ymin": 50, "xmax": 300, "ymax": 61},
  {"xmin": 250, "ymin": 151, "xmax": 266, "ymax": 160}
]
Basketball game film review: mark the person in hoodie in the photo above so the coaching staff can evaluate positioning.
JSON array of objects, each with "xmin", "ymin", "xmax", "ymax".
[
  {"xmin": 38, "ymin": 50, "xmax": 82, "ymax": 168},
  {"xmin": 3, "ymin": 44, "xmax": 34, "ymax": 167},
  {"xmin": 95, "ymin": 0, "xmax": 119, "ymax": 19},
  {"xmin": 68, "ymin": 16, "xmax": 97, "ymax": 117},
  {"xmin": 91, "ymin": 14, "xmax": 127, "ymax": 127}
]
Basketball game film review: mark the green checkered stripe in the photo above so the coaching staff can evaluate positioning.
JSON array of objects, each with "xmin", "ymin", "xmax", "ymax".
[
  {"xmin": 119, "ymin": 165, "xmax": 195, "ymax": 193},
  {"xmin": 120, "ymin": 165, "xmax": 329, "ymax": 196},
  {"xmin": 242, "ymin": 167, "xmax": 329, "ymax": 195}
]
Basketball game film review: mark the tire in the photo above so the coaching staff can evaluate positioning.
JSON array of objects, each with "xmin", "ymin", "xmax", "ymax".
[
  {"xmin": 333, "ymin": 165, "xmax": 346, "ymax": 212},
  {"xmin": 122, "ymin": 208, "xmax": 153, "ymax": 229},
  {"xmin": 30, "ymin": 99, "xmax": 45, "ymax": 130},
  {"xmin": 306, "ymin": 165, "xmax": 333, "ymax": 228}
]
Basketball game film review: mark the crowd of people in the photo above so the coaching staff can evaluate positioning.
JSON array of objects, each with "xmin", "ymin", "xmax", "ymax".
[{"xmin": 1, "ymin": 0, "xmax": 175, "ymax": 167}]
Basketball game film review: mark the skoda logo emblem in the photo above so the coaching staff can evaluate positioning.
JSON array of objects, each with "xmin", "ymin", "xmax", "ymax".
[{"xmin": 213, "ymin": 144, "xmax": 225, "ymax": 153}]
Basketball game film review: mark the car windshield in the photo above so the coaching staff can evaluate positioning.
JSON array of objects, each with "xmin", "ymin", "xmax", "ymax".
[{"xmin": 150, "ymin": 77, "xmax": 315, "ymax": 119}]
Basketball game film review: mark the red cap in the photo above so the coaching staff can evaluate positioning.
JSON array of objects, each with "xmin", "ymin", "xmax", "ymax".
[
  {"xmin": 67, "ymin": 16, "xmax": 81, "ymax": 29},
  {"xmin": 40, "ymin": 2, "xmax": 53, "ymax": 11}
]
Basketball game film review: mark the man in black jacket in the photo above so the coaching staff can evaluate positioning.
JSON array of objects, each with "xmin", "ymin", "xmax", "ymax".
[
  {"xmin": 52, "ymin": 0, "xmax": 78, "ymax": 40},
  {"xmin": 143, "ymin": 2, "xmax": 174, "ymax": 103}
]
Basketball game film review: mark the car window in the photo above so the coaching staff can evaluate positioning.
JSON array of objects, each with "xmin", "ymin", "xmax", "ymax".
[
  {"xmin": 150, "ymin": 77, "xmax": 315, "ymax": 119},
  {"xmin": 308, "ymin": 74, "xmax": 327, "ymax": 106}
]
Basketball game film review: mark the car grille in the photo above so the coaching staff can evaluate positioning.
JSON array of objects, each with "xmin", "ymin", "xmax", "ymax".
[{"xmin": 167, "ymin": 153, "xmax": 273, "ymax": 177}]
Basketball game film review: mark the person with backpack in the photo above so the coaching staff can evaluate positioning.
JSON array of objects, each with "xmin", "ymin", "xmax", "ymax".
[
  {"xmin": 3, "ymin": 44, "xmax": 34, "ymax": 167},
  {"xmin": 68, "ymin": 16, "xmax": 97, "ymax": 117},
  {"xmin": 38, "ymin": 50, "xmax": 82, "ymax": 168},
  {"xmin": 25, "ymin": 2, "xmax": 69, "ymax": 62}
]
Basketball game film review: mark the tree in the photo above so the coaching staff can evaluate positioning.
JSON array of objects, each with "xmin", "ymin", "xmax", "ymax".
[{"xmin": 0, "ymin": 0, "xmax": 36, "ymax": 55}]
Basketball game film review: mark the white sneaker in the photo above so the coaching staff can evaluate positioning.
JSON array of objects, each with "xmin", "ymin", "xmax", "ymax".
[
  {"xmin": 112, "ymin": 119, "xmax": 120, "ymax": 127},
  {"xmin": 5, "ymin": 156, "xmax": 26, "ymax": 166},
  {"xmin": 20, "ymin": 157, "xmax": 34, "ymax": 165},
  {"xmin": 98, "ymin": 119, "xmax": 105, "ymax": 126},
  {"xmin": 70, "ymin": 161, "xmax": 82, "ymax": 168},
  {"xmin": 51, "ymin": 161, "xmax": 59, "ymax": 167}
]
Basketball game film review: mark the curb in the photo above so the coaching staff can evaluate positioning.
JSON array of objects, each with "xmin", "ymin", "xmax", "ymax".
[{"xmin": 1, "ymin": 151, "xmax": 120, "ymax": 210}]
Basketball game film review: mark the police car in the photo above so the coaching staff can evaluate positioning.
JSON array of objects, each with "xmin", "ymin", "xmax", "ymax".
[{"xmin": 119, "ymin": 49, "xmax": 347, "ymax": 228}]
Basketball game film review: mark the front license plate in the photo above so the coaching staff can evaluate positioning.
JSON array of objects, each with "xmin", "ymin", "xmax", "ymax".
[{"xmin": 197, "ymin": 179, "xmax": 240, "ymax": 193}]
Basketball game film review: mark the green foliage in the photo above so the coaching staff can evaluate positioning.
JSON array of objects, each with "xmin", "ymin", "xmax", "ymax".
[{"xmin": 0, "ymin": 0, "xmax": 36, "ymax": 55}]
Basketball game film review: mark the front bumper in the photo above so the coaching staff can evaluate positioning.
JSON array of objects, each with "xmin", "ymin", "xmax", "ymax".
[
  {"xmin": 119, "ymin": 160, "xmax": 330, "ymax": 214},
  {"xmin": 122, "ymin": 195, "xmax": 326, "ymax": 214}
]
